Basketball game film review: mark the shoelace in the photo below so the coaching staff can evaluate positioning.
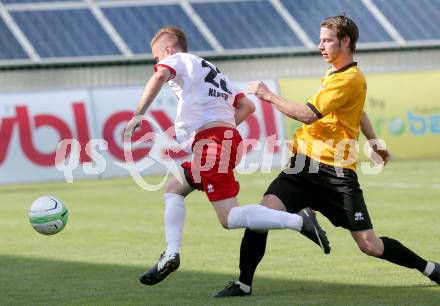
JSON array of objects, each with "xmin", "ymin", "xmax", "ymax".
[
  {"xmin": 224, "ymin": 280, "xmax": 239, "ymax": 290},
  {"xmin": 157, "ymin": 253, "xmax": 175, "ymax": 271}
]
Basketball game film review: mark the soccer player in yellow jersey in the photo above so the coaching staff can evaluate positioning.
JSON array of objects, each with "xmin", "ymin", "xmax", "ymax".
[{"xmin": 215, "ymin": 15, "xmax": 439, "ymax": 297}]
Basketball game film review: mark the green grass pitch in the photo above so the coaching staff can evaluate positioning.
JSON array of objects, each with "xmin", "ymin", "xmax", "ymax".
[{"xmin": 1, "ymin": 159, "xmax": 440, "ymax": 305}]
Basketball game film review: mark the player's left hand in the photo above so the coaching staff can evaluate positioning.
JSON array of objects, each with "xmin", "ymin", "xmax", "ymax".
[
  {"xmin": 247, "ymin": 81, "xmax": 271, "ymax": 101},
  {"xmin": 124, "ymin": 116, "xmax": 142, "ymax": 139}
]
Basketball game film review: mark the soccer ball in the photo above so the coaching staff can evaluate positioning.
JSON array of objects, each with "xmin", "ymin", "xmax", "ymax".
[{"xmin": 28, "ymin": 196, "xmax": 69, "ymax": 235}]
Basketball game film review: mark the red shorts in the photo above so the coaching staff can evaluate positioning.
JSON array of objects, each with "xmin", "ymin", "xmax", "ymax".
[{"xmin": 181, "ymin": 127, "xmax": 242, "ymax": 201}]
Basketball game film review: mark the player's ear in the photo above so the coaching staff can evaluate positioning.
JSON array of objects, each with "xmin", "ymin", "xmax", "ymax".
[{"xmin": 342, "ymin": 36, "xmax": 350, "ymax": 49}]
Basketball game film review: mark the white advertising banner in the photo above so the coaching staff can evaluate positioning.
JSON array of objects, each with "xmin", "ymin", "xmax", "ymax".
[
  {"xmin": 0, "ymin": 90, "xmax": 97, "ymax": 184},
  {"xmin": 90, "ymin": 85, "xmax": 183, "ymax": 178},
  {"xmin": 0, "ymin": 81, "xmax": 286, "ymax": 185}
]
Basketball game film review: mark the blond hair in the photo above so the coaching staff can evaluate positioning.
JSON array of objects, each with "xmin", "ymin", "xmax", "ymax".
[{"xmin": 150, "ymin": 26, "xmax": 188, "ymax": 52}]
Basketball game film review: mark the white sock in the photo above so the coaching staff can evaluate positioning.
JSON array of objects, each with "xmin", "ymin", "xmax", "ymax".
[
  {"xmin": 423, "ymin": 261, "xmax": 435, "ymax": 276},
  {"xmin": 227, "ymin": 204, "xmax": 303, "ymax": 230},
  {"xmin": 163, "ymin": 193, "xmax": 185, "ymax": 255},
  {"xmin": 236, "ymin": 280, "xmax": 251, "ymax": 293}
]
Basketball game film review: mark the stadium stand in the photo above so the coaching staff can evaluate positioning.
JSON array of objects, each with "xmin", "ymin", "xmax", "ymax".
[
  {"xmin": 0, "ymin": 16, "xmax": 28, "ymax": 59},
  {"xmin": 1, "ymin": 0, "xmax": 80, "ymax": 3},
  {"xmin": 373, "ymin": 0, "xmax": 440, "ymax": 41},
  {"xmin": 11, "ymin": 9, "xmax": 121, "ymax": 57},
  {"xmin": 0, "ymin": 0, "xmax": 439, "ymax": 65},
  {"xmin": 191, "ymin": 1, "xmax": 303, "ymax": 50},
  {"xmin": 281, "ymin": 0, "xmax": 393, "ymax": 45},
  {"xmin": 102, "ymin": 5, "xmax": 213, "ymax": 54}
]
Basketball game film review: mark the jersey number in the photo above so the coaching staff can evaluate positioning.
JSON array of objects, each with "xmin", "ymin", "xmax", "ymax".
[{"xmin": 201, "ymin": 60, "xmax": 232, "ymax": 94}]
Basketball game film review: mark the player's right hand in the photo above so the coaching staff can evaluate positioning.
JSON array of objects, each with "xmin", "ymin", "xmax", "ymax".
[
  {"xmin": 124, "ymin": 116, "xmax": 142, "ymax": 139},
  {"xmin": 372, "ymin": 146, "xmax": 391, "ymax": 166}
]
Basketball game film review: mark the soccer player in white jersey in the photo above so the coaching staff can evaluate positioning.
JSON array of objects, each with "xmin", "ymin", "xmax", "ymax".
[{"xmin": 124, "ymin": 26, "xmax": 330, "ymax": 286}]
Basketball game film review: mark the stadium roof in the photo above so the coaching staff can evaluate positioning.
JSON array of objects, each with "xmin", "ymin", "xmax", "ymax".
[{"xmin": 0, "ymin": 0, "xmax": 439, "ymax": 67}]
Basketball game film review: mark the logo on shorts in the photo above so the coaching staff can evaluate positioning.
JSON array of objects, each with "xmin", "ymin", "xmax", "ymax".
[
  {"xmin": 354, "ymin": 212, "xmax": 364, "ymax": 221},
  {"xmin": 207, "ymin": 184, "xmax": 214, "ymax": 193}
]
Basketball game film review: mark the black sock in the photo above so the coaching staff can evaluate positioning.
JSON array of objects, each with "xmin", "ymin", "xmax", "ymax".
[
  {"xmin": 380, "ymin": 236, "xmax": 427, "ymax": 272},
  {"xmin": 238, "ymin": 229, "xmax": 268, "ymax": 286}
]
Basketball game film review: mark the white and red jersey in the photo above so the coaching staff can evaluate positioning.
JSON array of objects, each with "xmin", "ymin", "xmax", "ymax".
[{"xmin": 154, "ymin": 53, "xmax": 244, "ymax": 150}]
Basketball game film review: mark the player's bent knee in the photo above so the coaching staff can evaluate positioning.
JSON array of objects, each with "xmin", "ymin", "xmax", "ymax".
[
  {"xmin": 164, "ymin": 177, "xmax": 188, "ymax": 196},
  {"xmin": 357, "ymin": 241, "xmax": 381, "ymax": 257},
  {"xmin": 164, "ymin": 179, "xmax": 177, "ymax": 194},
  {"xmin": 358, "ymin": 243, "xmax": 372, "ymax": 255}
]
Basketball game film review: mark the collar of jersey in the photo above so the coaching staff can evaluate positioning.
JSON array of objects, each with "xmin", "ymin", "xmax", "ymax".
[{"xmin": 328, "ymin": 62, "xmax": 358, "ymax": 76}]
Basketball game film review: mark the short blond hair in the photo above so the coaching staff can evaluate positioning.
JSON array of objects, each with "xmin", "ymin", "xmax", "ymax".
[{"xmin": 150, "ymin": 26, "xmax": 188, "ymax": 52}]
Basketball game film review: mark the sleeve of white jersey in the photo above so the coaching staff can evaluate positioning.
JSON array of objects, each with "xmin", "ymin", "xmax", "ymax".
[
  {"xmin": 231, "ymin": 82, "xmax": 245, "ymax": 108},
  {"xmin": 154, "ymin": 54, "xmax": 186, "ymax": 82}
]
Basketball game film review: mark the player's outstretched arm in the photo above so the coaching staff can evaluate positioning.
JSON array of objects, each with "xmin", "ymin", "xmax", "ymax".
[
  {"xmin": 234, "ymin": 96, "xmax": 256, "ymax": 125},
  {"xmin": 360, "ymin": 111, "xmax": 390, "ymax": 165},
  {"xmin": 135, "ymin": 67, "xmax": 171, "ymax": 116},
  {"xmin": 247, "ymin": 81, "xmax": 317, "ymax": 124},
  {"xmin": 125, "ymin": 67, "xmax": 171, "ymax": 138}
]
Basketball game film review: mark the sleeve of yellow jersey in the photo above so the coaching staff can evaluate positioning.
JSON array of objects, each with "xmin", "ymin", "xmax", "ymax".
[{"xmin": 306, "ymin": 76, "xmax": 352, "ymax": 118}]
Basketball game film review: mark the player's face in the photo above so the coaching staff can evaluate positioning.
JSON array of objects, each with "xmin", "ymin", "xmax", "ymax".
[{"xmin": 318, "ymin": 27, "xmax": 343, "ymax": 64}]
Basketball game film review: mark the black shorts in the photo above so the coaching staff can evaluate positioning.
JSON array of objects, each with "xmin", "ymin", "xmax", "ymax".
[{"xmin": 265, "ymin": 154, "xmax": 373, "ymax": 231}]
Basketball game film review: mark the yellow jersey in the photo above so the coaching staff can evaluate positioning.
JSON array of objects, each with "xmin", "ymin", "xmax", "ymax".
[{"xmin": 293, "ymin": 62, "xmax": 367, "ymax": 171}]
